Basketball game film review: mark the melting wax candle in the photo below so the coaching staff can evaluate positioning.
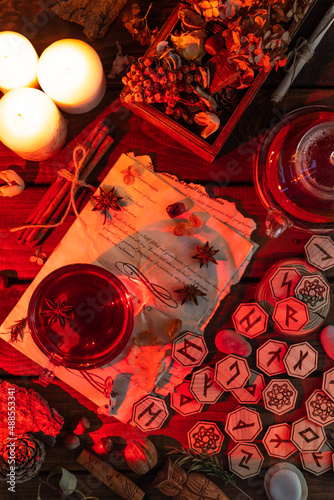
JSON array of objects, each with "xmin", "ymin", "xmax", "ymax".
[
  {"xmin": 0, "ymin": 87, "xmax": 67, "ymax": 161},
  {"xmin": 0, "ymin": 31, "xmax": 39, "ymax": 93},
  {"xmin": 37, "ymin": 39, "xmax": 106, "ymax": 114}
]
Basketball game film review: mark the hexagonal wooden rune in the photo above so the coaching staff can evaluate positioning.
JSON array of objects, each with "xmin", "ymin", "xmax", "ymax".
[
  {"xmin": 305, "ymin": 235, "xmax": 334, "ymax": 271},
  {"xmin": 291, "ymin": 417, "xmax": 326, "ymax": 452},
  {"xmin": 305, "ymin": 390, "xmax": 334, "ymax": 427},
  {"xmin": 256, "ymin": 339, "xmax": 288, "ymax": 376},
  {"xmin": 232, "ymin": 303, "xmax": 268, "ymax": 338},
  {"xmin": 263, "ymin": 423, "xmax": 297, "ymax": 459},
  {"xmin": 170, "ymin": 381, "xmax": 203, "ymax": 416},
  {"xmin": 232, "ymin": 370, "xmax": 265, "ymax": 405},
  {"xmin": 322, "ymin": 367, "xmax": 334, "ymax": 401},
  {"xmin": 189, "ymin": 366, "xmax": 224, "ymax": 404},
  {"xmin": 214, "ymin": 355, "xmax": 250, "ymax": 391},
  {"xmin": 294, "ymin": 275, "xmax": 330, "ymax": 313},
  {"xmin": 172, "ymin": 331, "xmax": 208, "ymax": 367},
  {"xmin": 269, "ymin": 266, "xmax": 301, "ymax": 300},
  {"xmin": 283, "ymin": 342, "xmax": 318, "ymax": 379},
  {"xmin": 300, "ymin": 442, "xmax": 333, "ymax": 476},
  {"xmin": 187, "ymin": 421, "xmax": 224, "ymax": 455},
  {"xmin": 225, "ymin": 406, "xmax": 262, "ymax": 442},
  {"xmin": 228, "ymin": 443, "xmax": 264, "ymax": 479},
  {"xmin": 132, "ymin": 396, "xmax": 169, "ymax": 431},
  {"xmin": 273, "ymin": 297, "xmax": 309, "ymax": 333},
  {"xmin": 262, "ymin": 379, "xmax": 298, "ymax": 415}
]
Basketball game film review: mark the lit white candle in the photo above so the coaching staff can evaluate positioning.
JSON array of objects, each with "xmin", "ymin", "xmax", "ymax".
[
  {"xmin": 37, "ymin": 39, "xmax": 106, "ymax": 114},
  {"xmin": 0, "ymin": 88, "xmax": 67, "ymax": 161},
  {"xmin": 0, "ymin": 31, "xmax": 39, "ymax": 94}
]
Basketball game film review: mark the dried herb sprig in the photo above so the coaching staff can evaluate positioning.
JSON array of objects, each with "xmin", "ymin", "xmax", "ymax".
[
  {"xmin": 166, "ymin": 446, "xmax": 254, "ymax": 500},
  {"xmin": 8, "ymin": 317, "xmax": 27, "ymax": 343},
  {"xmin": 122, "ymin": 2, "xmax": 158, "ymax": 46}
]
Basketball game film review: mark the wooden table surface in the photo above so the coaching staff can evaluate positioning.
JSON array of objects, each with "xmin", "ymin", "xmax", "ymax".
[{"xmin": 0, "ymin": 1, "xmax": 334, "ymax": 499}]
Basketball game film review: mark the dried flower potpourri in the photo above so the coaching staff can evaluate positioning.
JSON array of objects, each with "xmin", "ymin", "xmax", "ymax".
[{"xmin": 122, "ymin": 0, "xmax": 313, "ymax": 139}]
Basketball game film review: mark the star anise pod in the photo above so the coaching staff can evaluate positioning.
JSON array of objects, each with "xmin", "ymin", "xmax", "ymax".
[
  {"xmin": 192, "ymin": 241, "xmax": 219, "ymax": 268},
  {"xmin": 175, "ymin": 284, "xmax": 207, "ymax": 306},
  {"xmin": 91, "ymin": 186, "xmax": 123, "ymax": 225},
  {"xmin": 41, "ymin": 298, "xmax": 75, "ymax": 328}
]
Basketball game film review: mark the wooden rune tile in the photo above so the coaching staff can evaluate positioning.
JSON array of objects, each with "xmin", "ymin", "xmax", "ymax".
[
  {"xmin": 305, "ymin": 235, "xmax": 334, "ymax": 271},
  {"xmin": 272, "ymin": 297, "xmax": 309, "ymax": 333},
  {"xmin": 283, "ymin": 342, "xmax": 318, "ymax": 379},
  {"xmin": 170, "ymin": 381, "xmax": 204, "ymax": 416},
  {"xmin": 256, "ymin": 339, "xmax": 288, "ymax": 376},
  {"xmin": 300, "ymin": 442, "xmax": 333, "ymax": 476},
  {"xmin": 228, "ymin": 443, "xmax": 264, "ymax": 479},
  {"xmin": 187, "ymin": 421, "xmax": 224, "ymax": 455},
  {"xmin": 294, "ymin": 275, "xmax": 330, "ymax": 313},
  {"xmin": 269, "ymin": 266, "xmax": 301, "ymax": 300},
  {"xmin": 132, "ymin": 396, "xmax": 169, "ymax": 432},
  {"xmin": 291, "ymin": 417, "xmax": 326, "ymax": 452},
  {"xmin": 232, "ymin": 370, "xmax": 265, "ymax": 405},
  {"xmin": 263, "ymin": 423, "xmax": 297, "ymax": 459},
  {"xmin": 322, "ymin": 367, "xmax": 334, "ymax": 401},
  {"xmin": 262, "ymin": 379, "xmax": 298, "ymax": 416},
  {"xmin": 172, "ymin": 331, "xmax": 208, "ymax": 367},
  {"xmin": 214, "ymin": 355, "xmax": 251, "ymax": 391},
  {"xmin": 189, "ymin": 366, "xmax": 224, "ymax": 404},
  {"xmin": 232, "ymin": 302, "xmax": 268, "ymax": 338},
  {"xmin": 225, "ymin": 406, "xmax": 263, "ymax": 442},
  {"xmin": 305, "ymin": 390, "xmax": 334, "ymax": 427}
]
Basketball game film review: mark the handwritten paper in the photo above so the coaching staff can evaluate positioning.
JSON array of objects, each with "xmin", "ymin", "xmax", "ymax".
[{"xmin": 0, "ymin": 153, "xmax": 257, "ymax": 423}]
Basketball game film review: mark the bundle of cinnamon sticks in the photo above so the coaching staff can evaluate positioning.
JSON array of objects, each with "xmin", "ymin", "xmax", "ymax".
[{"xmin": 14, "ymin": 119, "xmax": 115, "ymax": 247}]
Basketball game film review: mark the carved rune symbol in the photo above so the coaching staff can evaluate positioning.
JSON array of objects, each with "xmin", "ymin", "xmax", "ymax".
[
  {"xmin": 226, "ymin": 361, "xmax": 240, "ymax": 386},
  {"xmin": 233, "ymin": 420, "xmax": 255, "ymax": 431},
  {"xmin": 239, "ymin": 450, "xmax": 253, "ymax": 469},
  {"xmin": 293, "ymin": 350, "xmax": 309, "ymax": 370},
  {"xmin": 281, "ymin": 271, "xmax": 294, "ymax": 297},
  {"xmin": 299, "ymin": 427, "xmax": 319, "ymax": 443},
  {"xmin": 315, "ymin": 243, "xmax": 333, "ymax": 261},
  {"xmin": 267, "ymin": 348, "xmax": 281, "ymax": 367},
  {"xmin": 270, "ymin": 434, "xmax": 290, "ymax": 448}
]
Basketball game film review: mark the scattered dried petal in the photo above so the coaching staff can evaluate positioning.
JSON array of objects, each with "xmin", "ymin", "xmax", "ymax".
[
  {"xmin": 194, "ymin": 111, "xmax": 220, "ymax": 138},
  {"xmin": 0, "ymin": 170, "xmax": 25, "ymax": 197},
  {"xmin": 165, "ymin": 319, "xmax": 183, "ymax": 340}
]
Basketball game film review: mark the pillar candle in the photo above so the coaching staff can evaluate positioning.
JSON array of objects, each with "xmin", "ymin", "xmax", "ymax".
[
  {"xmin": 0, "ymin": 31, "xmax": 39, "ymax": 93},
  {"xmin": 0, "ymin": 88, "xmax": 67, "ymax": 161},
  {"xmin": 37, "ymin": 39, "xmax": 106, "ymax": 114}
]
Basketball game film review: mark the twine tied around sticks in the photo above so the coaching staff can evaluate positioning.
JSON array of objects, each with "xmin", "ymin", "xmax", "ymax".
[
  {"xmin": 284, "ymin": 36, "xmax": 315, "ymax": 74},
  {"xmin": 10, "ymin": 145, "xmax": 94, "ymax": 234}
]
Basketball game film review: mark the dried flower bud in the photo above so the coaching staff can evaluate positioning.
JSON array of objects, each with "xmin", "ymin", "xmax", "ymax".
[
  {"xmin": 93, "ymin": 437, "xmax": 113, "ymax": 455},
  {"xmin": 72, "ymin": 416, "xmax": 91, "ymax": 435},
  {"xmin": 63, "ymin": 433, "xmax": 80, "ymax": 450}
]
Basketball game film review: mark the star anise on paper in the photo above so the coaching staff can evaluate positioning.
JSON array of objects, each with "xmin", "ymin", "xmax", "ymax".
[
  {"xmin": 175, "ymin": 284, "xmax": 207, "ymax": 306},
  {"xmin": 8, "ymin": 317, "xmax": 27, "ymax": 343},
  {"xmin": 41, "ymin": 298, "xmax": 75, "ymax": 328},
  {"xmin": 192, "ymin": 241, "xmax": 219, "ymax": 268},
  {"xmin": 91, "ymin": 186, "xmax": 123, "ymax": 225}
]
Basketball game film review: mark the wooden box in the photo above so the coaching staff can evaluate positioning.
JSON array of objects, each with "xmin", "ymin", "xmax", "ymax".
[{"xmin": 120, "ymin": 2, "xmax": 317, "ymax": 163}]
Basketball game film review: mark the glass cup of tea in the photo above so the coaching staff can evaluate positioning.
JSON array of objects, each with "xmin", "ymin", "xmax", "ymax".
[
  {"xmin": 254, "ymin": 105, "xmax": 334, "ymax": 238},
  {"xmin": 28, "ymin": 263, "xmax": 134, "ymax": 386}
]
